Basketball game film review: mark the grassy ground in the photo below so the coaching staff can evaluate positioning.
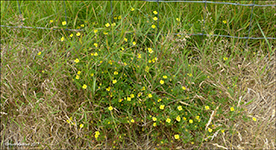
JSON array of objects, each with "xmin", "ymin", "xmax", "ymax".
[{"xmin": 1, "ymin": 1, "xmax": 275, "ymax": 149}]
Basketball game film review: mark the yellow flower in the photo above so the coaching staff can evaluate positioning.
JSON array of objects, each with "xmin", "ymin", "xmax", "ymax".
[
  {"xmin": 74, "ymin": 58, "xmax": 80, "ymax": 63},
  {"xmin": 148, "ymin": 94, "xmax": 152, "ymax": 98},
  {"xmin": 137, "ymin": 53, "xmax": 141, "ymax": 59},
  {"xmin": 189, "ymin": 119, "xmax": 193, "ymax": 123},
  {"xmin": 145, "ymin": 66, "xmax": 149, "ymax": 73},
  {"xmin": 105, "ymin": 23, "xmax": 110, "ymax": 27},
  {"xmin": 221, "ymin": 130, "xmax": 225, "ymax": 133},
  {"xmin": 223, "ymin": 20, "xmax": 227, "ymax": 24},
  {"xmin": 131, "ymin": 119, "xmax": 135, "ymax": 123},
  {"xmin": 153, "ymin": 123, "xmax": 157, "ymax": 127},
  {"xmin": 111, "ymin": 23, "xmax": 116, "ymax": 27},
  {"xmin": 153, "ymin": 17, "xmax": 158, "ymax": 21},
  {"xmin": 182, "ymin": 86, "xmax": 186, "ymax": 90},
  {"xmin": 118, "ymin": 15, "xmax": 121, "ymax": 19},
  {"xmin": 81, "ymin": 24, "xmax": 84, "ymax": 27},
  {"xmin": 183, "ymin": 117, "xmax": 186, "ymax": 121},
  {"xmin": 166, "ymin": 118, "xmax": 171, "ymax": 123},
  {"xmin": 176, "ymin": 18, "xmax": 180, "ymax": 22},
  {"xmin": 77, "ymin": 71, "xmax": 81, "ymax": 75},
  {"xmin": 94, "ymin": 29, "xmax": 98, "ymax": 34},
  {"xmin": 50, "ymin": 20, "xmax": 53, "ymax": 23},
  {"xmin": 106, "ymin": 87, "xmax": 111, "ymax": 91},
  {"xmin": 130, "ymin": 94, "xmax": 134, "ymax": 98},
  {"xmin": 131, "ymin": 7, "xmax": 135, "ymax": 11},
  {"xmin": 75, "ymin": 75, "xmax": 80, "ymax": 79},
  {"xmin": 153, "ymin": 11, "xmax": 158, "ymax": 15},
  {"xmin": 61, "ymin": 37, "xmax": 65, "ymax": 42},
  {"xmin": 90, "ymin": 73, "xmax": 94, "ymax": 77},
  {"xmin": 177, "ymin": 106, "xmax": 182, "ymax": 111},
  {"xmin": 76, "ymin": 32, "xmax": 81, "ymax": 36},
  {"xmin": 94, "ymin": 52, "xmax": 98, "ymax": 56},
  {"xmin": 152, "ymin": 117, "xmax": 157, "ymax": 121},
  {"xmin": 205, "ymin": 106, "xmax": 210, "ymax": 110},
  {"xmin": 160, "ymin": 80, "xmax": 164, "ymax": 85},
  {"xmin": 66, "ymin": 119, "xmax": 70, "ymax": 123},
  {"xmin": 148, "ymin": 48, "xmax": 154, "ymax": 53},
  {"xmin": 223, "ymin": 57, "xmax": 228, "ymax": 61},
  {"xmin": 124, "ymin": 38, "xmax": 128, "ymax": 42},
  {"xmin": 176, "ymin": 116, "xmax": 181, "ymax": 122},
  {"xmin": 151, "ymin": 25, "xmax": 156, "ymax": 29},
  {"xmin": 141, "ymin": 87, "xmax": 146, "ymax": 91},
  {"xmin": 127, "ymin": 97, "xmax": 131, "ymax": 101},
  {"xmin": 70, "ymin": 34, "xmax": 73, "ymax": 37},
  {"xmin": 252, "ymin": 117, "xmax": 257, "ymax": 122},
  {"xmin": 94, "ymin": 43, "xmax": 98, "ymax": 47},
  {"xmin": 108, "ymin": 106, "xmax": 113, "ymax": 111},
  {"xmin": 80, "ymin": 124, "xmax": 84, "ymax": 128},
  {"xmin": 208, "ymin": 128, "xmax": 212, "ymax": 133},
  {"xmin": 82, "ymin": 84, "xmax": 87, "ymax": 89},
  {"xmin": 174, "ymin": 134, "xmax": 179, "ymax": 140},
  {"xmin": 62, "ymin": 21, "xmax": 67, "ymax": 25},
  {"xmin": 114, "ymin": 71, "xmax": 118, "ymax": 75},
  {"xmin": 133, "ymin": 41, "xmax": 136, "ymax": 45},
  {"xmin": 37, "ymin": 52, "xmax": 41, "ymax": 56},
  {"xmin": 163, "ymin": 75, "xmax": 167, "ymax": 79},
  {"xmin": 112, "ymin": 80, "xmax": 117, "ymax": 84},
  {"xmin": 160, "ymin": 105, "xmax": 165, "ymax": 110},
  {"xmin": 230, "ymin": 107, "xmax": 235, "ymax": 111}
]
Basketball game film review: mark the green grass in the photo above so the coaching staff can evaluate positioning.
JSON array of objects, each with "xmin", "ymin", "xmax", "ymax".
[{"xmin": 1, "ymin": 1, "xmax": 275, "ymax": 149}]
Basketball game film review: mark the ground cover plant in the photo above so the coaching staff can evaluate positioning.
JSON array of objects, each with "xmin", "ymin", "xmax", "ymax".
[{"xmin": 1, "ymin": 1, "xmax": 275, "ymax": 149}]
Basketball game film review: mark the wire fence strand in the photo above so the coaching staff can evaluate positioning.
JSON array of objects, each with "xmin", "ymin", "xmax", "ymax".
[{"xmin": 1, "ymin": 1, "xmax": 276, "ymax": 41}]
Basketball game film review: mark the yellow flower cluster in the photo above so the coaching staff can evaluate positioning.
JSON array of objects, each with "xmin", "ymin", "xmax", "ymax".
[{"xmin": 95, "ymin": 131, "xmax": 100, "ymax": 139}]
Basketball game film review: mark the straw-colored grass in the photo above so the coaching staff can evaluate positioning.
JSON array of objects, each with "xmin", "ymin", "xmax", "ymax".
[{"xmin": 1, "ymin": 1, "xmax": 275, "ymax": 149}]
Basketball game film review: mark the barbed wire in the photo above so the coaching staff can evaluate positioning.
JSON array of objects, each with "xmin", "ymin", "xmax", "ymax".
[
  {"xmin": 1, "ymin": 0, "xmax": 276, "ymax": 41},
  {"xmin": 143, "ymin": 0, "xmax": 276, "ymax": 7},
  {"xmin": 0, "ymin": 25, "xmax": 84, "ymax": 32}
]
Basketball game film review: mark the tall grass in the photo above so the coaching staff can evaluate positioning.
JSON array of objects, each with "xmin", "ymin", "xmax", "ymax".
[{"xmin": 1, "ymin": 1, "xmax": 275, "ymax": 149}]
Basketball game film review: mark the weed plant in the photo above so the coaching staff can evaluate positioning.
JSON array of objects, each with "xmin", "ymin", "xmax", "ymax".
[{"xmin": 1, "ymin": 1, "xmax": 275, "ymax": 149}]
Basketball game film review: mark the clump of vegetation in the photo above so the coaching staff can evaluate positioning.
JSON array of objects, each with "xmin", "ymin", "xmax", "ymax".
[{"xmin": 1, "ymin": 1, "xmax": 275, "ymax": 149}]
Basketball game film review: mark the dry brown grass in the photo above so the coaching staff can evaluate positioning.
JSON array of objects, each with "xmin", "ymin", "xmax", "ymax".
[
  {"xmin": 1, "ymin": 42, "xmax": 86, "ymax": 149},
  {"xmin": 198, "ymin": 41, "xmax": 276, "ymax": 149},
  {"xmin": 1, "ymin": 38, "xmax": 275, "ymax": 149}
]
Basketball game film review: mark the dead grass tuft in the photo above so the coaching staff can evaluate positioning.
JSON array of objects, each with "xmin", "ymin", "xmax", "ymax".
[{"xmin": 199, "ymin": 42, "xmax": 275, "ymax": 149}]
